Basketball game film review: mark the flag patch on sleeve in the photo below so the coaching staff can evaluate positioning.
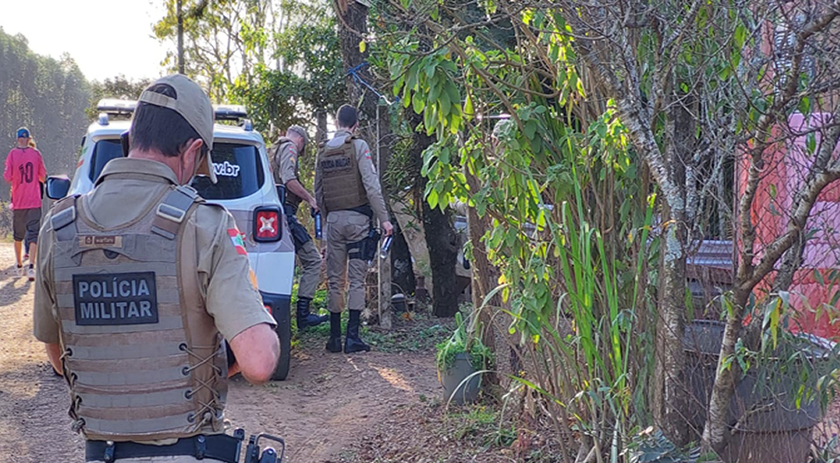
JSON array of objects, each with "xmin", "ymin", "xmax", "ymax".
[{"xmin": 227, "ymin": 228, "xmax": 248, "ymax": 255}]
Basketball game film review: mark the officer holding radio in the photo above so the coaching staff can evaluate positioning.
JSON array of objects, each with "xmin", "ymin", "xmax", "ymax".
[
  {"xmin": 314, "ymin": 105, "xmax": 393, "ymax": 354},
  {"xmin": 271, "ymin": 125, "xmax": 328, "ymax": 330}
]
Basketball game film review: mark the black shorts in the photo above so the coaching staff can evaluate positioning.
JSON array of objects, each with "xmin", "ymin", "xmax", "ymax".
[{"xmin": 13, "ymin": 208, "xmax": 42, "ymax": 243}]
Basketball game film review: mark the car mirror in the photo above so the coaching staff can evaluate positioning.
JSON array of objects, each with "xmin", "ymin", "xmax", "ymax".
[
  {"xmin": 276, "ymin": 184, "xmax": 286, "ymax": 204},
  {"xmin": 46, "ymin": 176, "xmax": 71, "ymax": 200}
]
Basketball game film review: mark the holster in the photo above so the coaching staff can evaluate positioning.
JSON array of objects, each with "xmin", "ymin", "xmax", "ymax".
[
  {"xmin": 348, "ymin": 226, "xmax": 380, "ymax": 262},
  {"xmin": 284, "ymin": 205, "xmax": 311, "ymax": 251}
]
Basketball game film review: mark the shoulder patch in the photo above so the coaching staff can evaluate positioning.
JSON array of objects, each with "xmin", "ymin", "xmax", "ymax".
[{"xmin": 228, "ymin": 228, "xmax": 248, "ymax": 256}]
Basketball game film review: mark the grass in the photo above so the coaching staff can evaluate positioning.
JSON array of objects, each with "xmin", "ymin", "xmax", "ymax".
[
  {"xmin": 291, "ymin": 285, "xmax": 456, "ymax": 354},
  {"xmin": 364, "ymin": 315, "xmax": 452, "ymax": 353},
  {"xmin": 336, "ymin": 399, "xmax": 535, "ymax": 463},
  {"xmin": 447, "ymin": 405, "xmax": 514, "ymax": 445}
]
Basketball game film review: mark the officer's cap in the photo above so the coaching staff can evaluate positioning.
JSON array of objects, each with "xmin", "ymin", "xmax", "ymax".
[
  {"xmin": 287, "ymin": 125, "xmax": 309, "ymax": 149},
  {"xmin": 138, "ymin": 74, "xmax": 217, "ymax": 183}
]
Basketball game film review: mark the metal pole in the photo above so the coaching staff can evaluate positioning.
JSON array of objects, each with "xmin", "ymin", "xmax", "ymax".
[{"xmin": 377, "ymin": 103, "xmax": 392, "ymax": 329}]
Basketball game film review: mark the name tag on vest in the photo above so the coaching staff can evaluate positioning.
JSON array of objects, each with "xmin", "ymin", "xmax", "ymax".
[
  {"xmin": 73, "ymin": 272, "xmax": 159, "ymax": 326},
  {"xmin": 79, "ymin": 235, "xmax": 123, "ymax": 248},
  {"xmin": 320, "ymin": 156, "xmax": 351, "ymax": 171}
]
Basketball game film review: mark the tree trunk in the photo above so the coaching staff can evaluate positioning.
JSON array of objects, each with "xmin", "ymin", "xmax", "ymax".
[
  {"xmin": 464, "ymin": 162, "xmax": 510, "ymax": 387},
  {"xmin": 652, "ymin": 98, "xmax": 692, "ymax": 446},
  {"xmin": 405, "ymin": 110, "xmax": 460, "ymax": 318},
  {"xmin": 177, "ymin": 0, "xmax": 185, "ymax": 74},
  {"xmin": 653, "ymin": 213, "xmax": 688, "ymax": 445},
  {"xmin": 702, "ymin": 287, "xmax": 748, "ymax": 454},
  {"xmin": 390, "ymin": 221, "xmax": 416, "ymax": 297},
  {"xmin": 464, "ymin": 168, "xmax": 502, "ymax": 311},
  {"xmin": 423, "ymin": 203, "xmax": 460, "ymax": 317},
  {"xmin": 315, "ymin": 109, "xmax": 327, "ymax": 143}
]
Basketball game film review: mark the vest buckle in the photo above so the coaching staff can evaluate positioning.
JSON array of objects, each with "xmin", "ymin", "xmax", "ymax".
[
  {"xmin": 156, "ymin": 203, "xmax": 187, "ymax": 224},
  {"xmin": 195, "ymin": 434, "xmax": 206, "ymax": 459},
  {"xmin": 103, "ymin": 442, "xmax": 115, "ymax": 462},
  {"xmin": 176, "ymin": 184, "xmax": 199, "ymax": 198}
]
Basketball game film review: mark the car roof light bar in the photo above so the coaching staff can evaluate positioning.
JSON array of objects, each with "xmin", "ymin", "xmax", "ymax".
[
  {"xmin": 96, "ymin": 99, "xmax": 137, "ymax": 115},
  {"xmin": 214, "ymin": 104, "xmax": 248, "ymax": 122}
]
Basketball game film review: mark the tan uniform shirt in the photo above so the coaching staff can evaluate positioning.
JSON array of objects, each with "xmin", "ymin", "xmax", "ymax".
[
  {"xmin": 276, "ymin": 141, "xmax": 299, "ymax": 186},
  {"xmin": 273, "ymin": 141, "xmax": 303, "ymax": 208},
  {"xmin": 33, "ymin": 158, "xmax": 275, "ymax": 345},
  {"xmin": 314, "ymin": 129, "xmax": 389, "ymax": 223}
]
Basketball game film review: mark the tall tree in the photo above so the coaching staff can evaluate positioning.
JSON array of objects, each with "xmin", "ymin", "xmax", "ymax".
[
  {"xmin": 360, "ymin": 1, "xmax": 464, "ymax": 317},
  {"xmin": 154, "ymin": 0, "xmax": 279, "ymax": 101},
  {"xmin": 0, "ymin": 29, "xmax": 91, "ymax": 232},
  {"xmin": 236, "ymin": 0, "xmax": 346, "ymax": 140}
]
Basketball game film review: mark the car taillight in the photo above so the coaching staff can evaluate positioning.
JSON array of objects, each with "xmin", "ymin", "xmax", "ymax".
[{"xmin": 254, "ymin": 206, "xmax": 281, "ymax": 242}]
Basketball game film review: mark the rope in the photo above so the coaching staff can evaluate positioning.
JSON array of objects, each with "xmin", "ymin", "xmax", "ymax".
[{"xmin": 346, "ymin": 61, "xmax": 397, "ymax": 106}]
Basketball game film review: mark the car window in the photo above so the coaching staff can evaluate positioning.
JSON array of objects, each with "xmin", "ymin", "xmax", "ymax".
[
  {"xmin": 89, "ymin": 139, "xmax": 124, "ymax": 182},
  {"xmin": 192, "ymin": 143, "xmax": 265, "ymax": 200}
]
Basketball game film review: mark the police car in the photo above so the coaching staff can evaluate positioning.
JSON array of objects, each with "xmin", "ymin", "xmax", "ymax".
[{"xmin": 46, "ymin": 99, "xmax": 295, "ymax": 380}]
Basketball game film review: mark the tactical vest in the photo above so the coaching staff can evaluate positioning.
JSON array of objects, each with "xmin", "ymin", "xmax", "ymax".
[
  {"xmin": 50, "ymin": 184, "xmax": 228, "ymax": 442},
  {"xmin": 316, "ymin": 135, "xmax": 367, "ymax": 213},
  {"xmin": 272, "ymin": 138, "xmax": 302, "ymax": 208}
]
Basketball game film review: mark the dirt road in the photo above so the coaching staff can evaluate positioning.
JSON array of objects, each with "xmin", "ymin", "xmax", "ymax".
[{"xmin": 0, "ymin": 242, "xmax": 443, "ymax": 463}]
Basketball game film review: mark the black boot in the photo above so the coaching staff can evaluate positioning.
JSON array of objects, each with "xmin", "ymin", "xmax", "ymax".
[
  {"xmin": 326, "ymin": 312, "xmax": 343, "ymax": 353},
  {"xmin": 296, "ymin": 297, "xmax": 328, "ymax": 329},
  {"xmin": 344, "ymin": 310, "xmax": 371, "ymax": 354}
]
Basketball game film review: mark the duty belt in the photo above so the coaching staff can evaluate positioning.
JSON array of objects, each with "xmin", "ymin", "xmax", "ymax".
[{"xmin": 85, "ymin": 434, "xmax": 242, "ymax": 462}]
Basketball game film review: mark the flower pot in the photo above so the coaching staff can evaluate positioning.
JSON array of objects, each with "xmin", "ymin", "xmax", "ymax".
[
  {"xmin": 391, "ymin": 293, "xmax": 407, "ymax": 313},
  {"xmin": 684, "ymin": 320, "xmax": 832, "ymax": 463},
  {"xmin": 438, "ymin": 352, "xmax": 480, "ymax": 405}
]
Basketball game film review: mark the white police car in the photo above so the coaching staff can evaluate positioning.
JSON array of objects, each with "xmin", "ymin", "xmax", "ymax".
[{"xmin": 46, "ymin": 99, "xmax": 295, "ymax": 380}]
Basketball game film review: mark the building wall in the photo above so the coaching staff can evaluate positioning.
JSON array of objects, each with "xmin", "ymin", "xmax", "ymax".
[{"xmin": 739, "ymin": 113, "xmax": 840, "ymax": 338}]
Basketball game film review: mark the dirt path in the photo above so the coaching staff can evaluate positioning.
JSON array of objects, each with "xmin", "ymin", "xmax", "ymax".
[{"xmin": 0, "ymin": 242, "xmax": 444, "ymax": 463}]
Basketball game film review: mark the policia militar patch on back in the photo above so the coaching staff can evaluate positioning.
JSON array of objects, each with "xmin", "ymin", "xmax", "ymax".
[
  {"xmin": 320, "ymin": 156, "xmax": 352, "ymax": 171},
  {"xmin": 73, "ymin": 272, "xmax": 158, "ymax": 326}
]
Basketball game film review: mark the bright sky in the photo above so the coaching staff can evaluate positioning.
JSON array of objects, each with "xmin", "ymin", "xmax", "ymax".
[{"xmin": 0, "ymin": 0, "xmax": 170, "ymax": 82}]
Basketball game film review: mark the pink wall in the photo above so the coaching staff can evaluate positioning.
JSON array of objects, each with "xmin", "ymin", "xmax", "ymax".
[{"xmin": 738, "ymin": 113, "xmax": 840, "ymax": 338}]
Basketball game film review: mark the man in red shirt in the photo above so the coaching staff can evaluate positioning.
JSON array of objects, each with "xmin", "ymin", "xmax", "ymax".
[{"xmin": 4, "ymin": 127, "xmax": 47, "ymax": 281}]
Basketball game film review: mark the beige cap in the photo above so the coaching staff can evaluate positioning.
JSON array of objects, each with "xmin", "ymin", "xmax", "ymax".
[
  {"xmin": 138, "ymin": 74, "xmax": 217, "ymax": 183},
  {"xmin": 287, "ymin": 125, "xmax": 309, "ymax": 149}
]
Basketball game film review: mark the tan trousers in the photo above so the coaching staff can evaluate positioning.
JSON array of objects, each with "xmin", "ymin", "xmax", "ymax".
[
  {"xmin": 325, "ymin": 210, "xmax": 370, "ymax": 313},
  {"xmin": 296, "ymin": 237, "xmax": 321, "ymax": 299}
]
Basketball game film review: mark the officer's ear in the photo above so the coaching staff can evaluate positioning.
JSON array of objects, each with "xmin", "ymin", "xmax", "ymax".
[
  {"xmin": 180, "ymin": 138, "xmax": 205, "ymax": 179},
  {"xmin": 182, "ymin": 139, "xmax": 204, "ymax": 162}
]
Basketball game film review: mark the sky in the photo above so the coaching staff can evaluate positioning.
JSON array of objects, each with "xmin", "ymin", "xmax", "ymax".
[{"xmin": 0, "ymin": 0, "xmax": 170, "ymax": 82}]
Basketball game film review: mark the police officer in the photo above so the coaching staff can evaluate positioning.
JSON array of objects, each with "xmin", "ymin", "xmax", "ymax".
[
  {"xmin": 315, "ymin": 105, "xmax": 393, "ymax": 354},
  {"xmin": 33, "ymin": 74, "xmax": 280, "ymax": 463},
  {"xmin": 271, "ymin": 125, "xmax": 328, "ymax": 329}
]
